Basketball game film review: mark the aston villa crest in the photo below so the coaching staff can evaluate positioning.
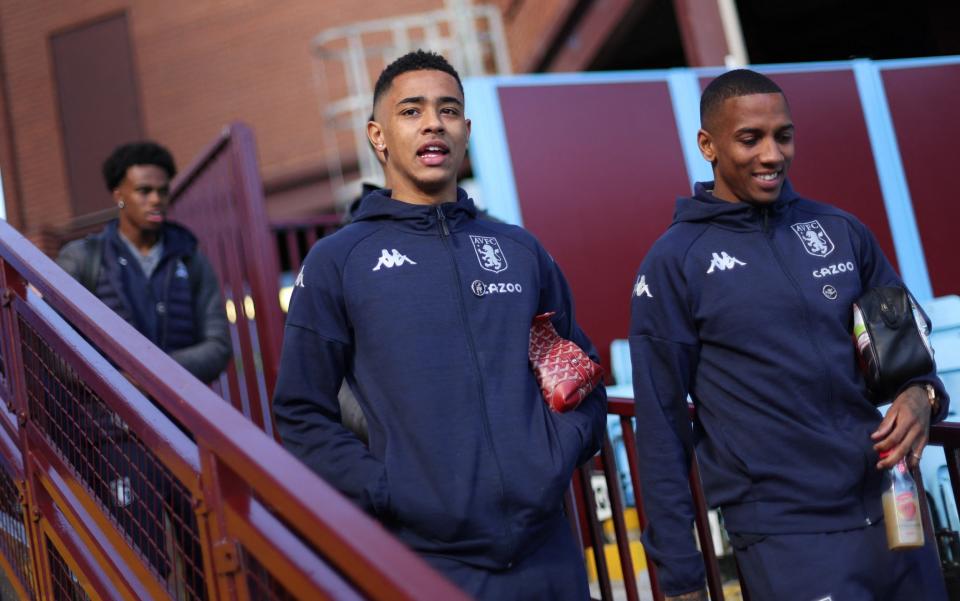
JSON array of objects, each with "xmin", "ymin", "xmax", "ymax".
[
  {"xmin": 791, "ymin": 220, "xmax": 835, "ymax": 258},
  {"xmin": 470, "ymin": 235, "xmax": 508, "ymax": 273}
]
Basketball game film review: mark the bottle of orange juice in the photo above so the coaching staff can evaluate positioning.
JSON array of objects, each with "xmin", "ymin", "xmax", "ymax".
[{"xmin": 880, "ymin": 451, "xmax": 924, "ymax": 550}]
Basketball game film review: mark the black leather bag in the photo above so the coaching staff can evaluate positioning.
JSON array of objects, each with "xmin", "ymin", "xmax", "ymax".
[{"xmin": 852, "ymin": 286, "xmax": 934, "ymax": 402}]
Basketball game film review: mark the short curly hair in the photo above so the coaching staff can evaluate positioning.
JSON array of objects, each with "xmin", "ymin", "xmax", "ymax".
[
  {"xmin": 372, "ymin": 50, "xmax": 463, "ymax": 115},
  {"xmin": 102, "ymin": 141, "xmax": 177, "ymax": 191},
  {"xmin": 700, "ymin": 69, "xmax": 785, "ymax": 132}
]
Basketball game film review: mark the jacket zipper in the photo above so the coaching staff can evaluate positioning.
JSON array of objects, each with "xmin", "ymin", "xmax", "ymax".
[
  {"xmin": 760, "ymin": 210, "xmax": 871, "ymax": 521},
  {"xmin": 437, "ymin": 205, "xmax": 450, "ymax": 236},
  {"xmin": 760, "ymin": 207, "xmax": 830, "ymax": 402},
  {"xmin": 435, "ymin": 205, "xmax": 517, "ymax": 562},
  {"xmin": 158, "ymin": 257, "xmax": 175, "ymax": 350}
]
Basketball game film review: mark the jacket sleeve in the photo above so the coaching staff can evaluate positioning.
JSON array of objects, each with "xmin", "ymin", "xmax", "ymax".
[
  {"xmin": 272, "ymin": 253, "xmax": 389, "ymax": 516},
  {"xmin": 55, "ymin": 239, "xmax": 87, "ymax": 282},
  {"xmin": 536, "ymin": 245, "xmax": 607, "ymax": 466},
  {"xmin": 168, "ymin": 252, "xmax": 232, "ymax": 384},
  {"xmin": 854, "ymin": 220, "xmax": 950, "ymax": 421},
  {"xmin": 629, "ymin": 246, "xmax": 706, "ymax": 597}
]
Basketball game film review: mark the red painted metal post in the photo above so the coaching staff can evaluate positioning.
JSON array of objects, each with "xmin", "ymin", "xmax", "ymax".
[
  {"xmin": 227, "ymin": 125, "xmax": 284, "ymax": 429},
  {"xmin": 578, "ymin": 463, "xmax": 614, "ymax": 601},
  {"xmin": 199, "ymin": 447, "xmax": 239, "ymax": 601},
  {"xmin": 613, "ymin": 400, "xmax": 665, "ymax": 600},
  {"xmin": 168, "ymin": 123, "xmax": 284, "ymax": 435},
  {"xmin": 913, "ymin": 465, "xmax": 942, "ymax": 566},
  {"xmin": 689, "ymin": 455, "xmax": 725, "ymax": 601},
  {"xmin": 600, "ymin": 435, "xmax": 640, "ymax": 601},
  {"xmin": 0, "ymin": 259, "xmax": 52, "ymax": 600},
  {"xmin": 283, "ymin": 229, "xmax": 301, "ymax": 275},
  {"xmin": 2, "ymin": 201, "xmax": 473, "ymax": 601}
]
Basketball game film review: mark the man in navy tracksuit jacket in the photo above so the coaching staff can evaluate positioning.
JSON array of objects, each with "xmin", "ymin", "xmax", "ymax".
[
  {"xmin": 273, "ymin": 51, "xmax": 606, "ymax": 599},
  {"xmin": 630, "ymin": 70, "xmax": 949, "ymax": 600}
]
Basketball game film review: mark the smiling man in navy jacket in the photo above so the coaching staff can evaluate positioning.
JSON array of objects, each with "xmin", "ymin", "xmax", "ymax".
[
  {"xmin": 272, "ymin": 50, "xmax": 606, "ymax": 599},
  {"xmin": 629, "ymin": 69, "xmax": 949, "ymax": 601}
]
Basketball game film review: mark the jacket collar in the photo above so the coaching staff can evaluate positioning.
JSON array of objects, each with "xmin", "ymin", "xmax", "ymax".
[
  {"xmin": 102, "ymin": 219, "xmax": 197, "ymax": 259},
  {"xmin": 672, "ymin": 180, "xmax": 800, "ymax": 232},
  {"xmin": 351, "ymin": 187, "xmax": 478, "ymax": 233}
]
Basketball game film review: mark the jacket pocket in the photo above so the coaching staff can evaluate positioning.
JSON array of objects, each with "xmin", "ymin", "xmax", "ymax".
[
  {"xmin": 366, "ymin": 468, "xmax": 393, "ymax": 522},
  {"xmin": 550, "ymin": 409, "xmax": 586, "ymax": 474}
]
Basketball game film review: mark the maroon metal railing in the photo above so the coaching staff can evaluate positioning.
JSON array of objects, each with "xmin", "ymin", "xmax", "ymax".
[
  {"xmin": 0, "ymin": 215, "xmax": 469, "ymax": 599},
  {"xmin": 574, "ymin": 397, "xmax": 732, "ymax": 601},
  {"xmin": 166, "ymin": 123, "xmax": 285, "ymax": 435},
  {"xmin": 270, "ymin": 215, "xmax": 342, "ymax": 279},
  {"xmin": 5, "ymin": 119, "xmax": 955, "ymax": 600},
  {"xmin": 577, "ymin": 396, "xmax": 956, "ymax": 601}
]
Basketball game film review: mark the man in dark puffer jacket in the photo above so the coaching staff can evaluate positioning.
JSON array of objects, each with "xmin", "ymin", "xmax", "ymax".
[
  {"xmin": 57, "ymin": 142, "xmax": 230, "ymax": 384},
  {"xmin": 55, "ymin": 141, "xmax": 229, "ymax": 594}
]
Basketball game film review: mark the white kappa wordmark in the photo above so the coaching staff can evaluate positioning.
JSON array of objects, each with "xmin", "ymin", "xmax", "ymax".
[
  {"xmin": 634, "ymin": 275, "xmax": 653, "ymax": 298},
  {"xmin": 372, "ymin": 249, "xmax": 417, "ymax": 271},
  {"xmin": 706, "ymin": 251, "xmax": 746, "ymax": 274}
]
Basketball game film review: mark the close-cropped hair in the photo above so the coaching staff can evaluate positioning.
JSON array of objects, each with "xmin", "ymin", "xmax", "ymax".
[
  {"xmin": 372, "ymin": 49, "xmax": 464, "ymax": 113},
  {"xmin": 102, "ymin": 141, "xmax": 177, "ymax": 191},
  {"xmin": 700, "ymin": 69, "xmax": 785, "ymax": 130}
]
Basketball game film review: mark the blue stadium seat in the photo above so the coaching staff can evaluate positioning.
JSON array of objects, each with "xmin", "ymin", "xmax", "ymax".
[{"xmin": 919, "ymin": 295, "xmax": 960, "ymax": 531}]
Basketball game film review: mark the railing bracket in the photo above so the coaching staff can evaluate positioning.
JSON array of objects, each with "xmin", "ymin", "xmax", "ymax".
[{"xmin": 212, "ymin": 539, "xmax": 240, "ymax": 575}]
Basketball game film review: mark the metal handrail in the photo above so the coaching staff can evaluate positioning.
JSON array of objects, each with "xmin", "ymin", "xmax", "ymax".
[
  {"xmin": 0, "ymin": 180, "xmax": 467, "ymax": 600},
  {"xmin": 587, "ymin": 395, "xmax": 958, "ymax": 601}
]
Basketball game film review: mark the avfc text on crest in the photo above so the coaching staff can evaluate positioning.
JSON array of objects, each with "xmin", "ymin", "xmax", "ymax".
[
  {"xmin": 470, "ymin": 235, "xmax": 509, "ymax": 273},
  {"xmin": 791, "ymin": 220, "xmax": 835, "ymax": 258}
]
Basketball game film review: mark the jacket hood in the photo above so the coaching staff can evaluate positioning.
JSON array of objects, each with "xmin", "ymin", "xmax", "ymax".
[
  {"xmin": 673, "ymin": 180, "xmax": 801, "ymax": 231},
  {"xmin": 351, "ymin": 187, "xmax": 478, "ymax": 232}
]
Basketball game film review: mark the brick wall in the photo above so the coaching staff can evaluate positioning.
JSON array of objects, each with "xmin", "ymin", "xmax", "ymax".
[
  {"xmin": 0, "ymin": 0, "xmax": 573, "ymax": 243},
  {"xmin": 2, "ymin": 0, "xmax": 517, "ymax": 242},
  {"xmin": 488, "ymin": 0, "xmax": 577, "ymax": 71}
]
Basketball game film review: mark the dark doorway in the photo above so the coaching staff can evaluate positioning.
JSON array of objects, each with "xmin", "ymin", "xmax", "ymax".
[
  {"xmin": 589, "ymin": 0, "xmax": 687, "ymax": 71},
  {"xmin": 52, "ymin": 12, "xmax": 144, "ymax": 218},
  {"xmin": 735, "ymin": 0, "xmax": 960, "ymax": 64}
]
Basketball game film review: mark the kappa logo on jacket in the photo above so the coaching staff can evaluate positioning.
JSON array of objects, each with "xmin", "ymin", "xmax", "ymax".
[
  {"xmin": 294, "ymin": 266, "xmax": 305, "ymax": 287},
  {"xmin": 633, "ymin": 275, "xmax": 653, "ymax": 298},
  {"xmin": 175, "ymin": 261, "xmax": 189, "ymax": 279},
  {"xmin": 791, "ymin": 220, "xmax": 835, "ymax": 258},
  {"xmin": 469, "ymin": 235, "xmax": 508, "ymax": 273},
  {"xmin": 706, "ymin": 252, "xmax": 746, "ymax": 274},
  {"xmin": 372, "ymin": 249, "xmax": 417, "ymax": 271}
]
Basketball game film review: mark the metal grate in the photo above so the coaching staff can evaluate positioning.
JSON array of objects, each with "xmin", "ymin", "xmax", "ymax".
[
  {"xmin": 18, "ymin": 317, "xmax": 207, "ymax": 600},
  {"xmin": 242, "ymin": 547, "xmax": 298, "ymax": 601},
  {"xmin": 46, "ymin": 541, "xmax": 90, "ymax": 601},
  {"xmin": 312, "ymin": 0, "xmax": 511, "ymax": 206},
  {"xmin": 0, "ymin": 462, "xmax": 35, "ymax": 599}
]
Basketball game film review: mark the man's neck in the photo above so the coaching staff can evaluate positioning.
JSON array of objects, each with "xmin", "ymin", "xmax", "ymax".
[
  {"xmin": 118, "ymin": 222, "xmax": 161, "ymax": 255},
  {"xmin": 389, "ymin": 182, "xmax": 457, "ymax": 206}
]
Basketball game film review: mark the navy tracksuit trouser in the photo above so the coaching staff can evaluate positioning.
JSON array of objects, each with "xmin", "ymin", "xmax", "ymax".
[{"xmin": 731, "ymin": 520, "xmax": 947, "ymax": 601}]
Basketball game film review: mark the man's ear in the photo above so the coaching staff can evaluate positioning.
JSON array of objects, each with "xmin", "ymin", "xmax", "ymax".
[
  {"xmin": 697, "ymin": 129, "xmax": 716, "ymax": 164},
  {"xmin": 367, "ymin": 119, "xmax": 387, "ymax": 163}
]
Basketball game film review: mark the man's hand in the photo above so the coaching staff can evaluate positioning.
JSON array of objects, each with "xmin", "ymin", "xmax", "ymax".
[
  {"xmin": 872, "ymin": 385, "xmax": 931, "ymax": 470},
  {"xmin": 666, "ymin": 590, "xmax": 707, "ymax": 601}
]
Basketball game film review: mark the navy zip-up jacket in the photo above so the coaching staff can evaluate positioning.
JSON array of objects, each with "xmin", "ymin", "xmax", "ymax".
[
  {"xmin": 629, "ymin": 181, "xmax": 949, "ymax": 596},
  {"xmin": 273, "ymin": 188, "xmax": 607, "ymax": 567}
]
